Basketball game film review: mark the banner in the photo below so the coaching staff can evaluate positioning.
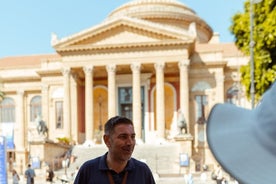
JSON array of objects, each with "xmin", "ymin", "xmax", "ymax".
[
  {"xmin": 1, "ymin": 122, "xmax": 14, "ymax": 149},
  {"xmin": 0, "ymin": 136, "xmax": 7, "ymax": 184},
  {"xmin": 179, "ymin": 153, "xmax": 189, "ymax": 167},
  {"xmin": 31, "ymin": 156, "xmax": 41, "ymax": 169}
]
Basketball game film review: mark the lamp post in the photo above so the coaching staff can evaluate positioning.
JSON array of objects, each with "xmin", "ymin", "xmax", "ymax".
[{"xmin": 250, "ymin": 0, "xmax": 262, "ymax": 109}]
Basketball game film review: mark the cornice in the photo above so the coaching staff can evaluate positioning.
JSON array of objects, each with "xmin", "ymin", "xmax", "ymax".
[
  {"xmin": 55, "ymin": 39, "xmax": 194, "ymax": 53},
  {"xmin": 0, "ymin": 76, "xmax": 41, "ymax": 83},
  {"xmin": 36, "ymin": 69, "xmax": 63, "ymax": 77}
]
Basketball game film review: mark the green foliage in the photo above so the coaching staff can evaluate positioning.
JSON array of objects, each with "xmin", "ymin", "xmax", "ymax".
[
  {"xmin": 230, "ymin": 0, "xmax": 276, "ymax": 102},
  {"xmin": 56, "ymin": 137, "xmax": 71, "ymax": 145},
  {"xmin": 0, "ymin": 91, "xmax": 5, "ymax": 100}
]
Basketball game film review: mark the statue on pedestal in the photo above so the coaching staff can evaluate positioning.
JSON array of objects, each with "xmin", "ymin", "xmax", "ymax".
[
  {"xmin": 177, "ymin": 109, "xmax": 187, "ymax": 135},
  {"xmin": 35, "ymin": 115, "xmax": 48, "ymax": 137}
]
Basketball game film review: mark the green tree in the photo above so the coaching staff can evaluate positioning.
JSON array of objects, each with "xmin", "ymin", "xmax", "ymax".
[
  {"xmin": 0, "ymin": 91, "xmax": 4, "ymax": 100},
  {"xmin": 230, "ymin": 0, "xmax": 276, "ymax": 102}
]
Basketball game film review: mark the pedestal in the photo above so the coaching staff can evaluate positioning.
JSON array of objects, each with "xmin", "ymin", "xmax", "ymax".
[
  {"xmin": 29, "ymin": 140, "xmax": 71, "ymax": 170},
  {"xmin": 174, "ymin": 134, "xmax": 195, "ymax": 172}
]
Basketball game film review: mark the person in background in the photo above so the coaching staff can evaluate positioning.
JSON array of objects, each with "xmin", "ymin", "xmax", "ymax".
[
  {"xmin": 25, "ymin": 164, "xmax": 36, "ymax": 184},
  {"xmin": 12, "ymin": 169, "xmax": 20, "ymax": 184},
  {"xmin": 74, "ymin": 116, "xmax": 156, "ymax": 184},
  {"xmin": 184, "ymin": 170, "xmax": 194, "ymax": 184},
  {"xmin": 207, "ymin": 81, "xmax": 276, "ymax": 184},
  {"xmin": 46, "ymin": 165, "xmax": 55, "ymax": 183},
  {"xmin": 215, "ymin": 165, "xmax": 223, "ymax": 184},
  {"xmin": 71, "ymin": 166, "xmax": 79, "ymax": 181},
  {"xmin": 200, "ymin": 165, "xmax": 208, "ymax": 183}
]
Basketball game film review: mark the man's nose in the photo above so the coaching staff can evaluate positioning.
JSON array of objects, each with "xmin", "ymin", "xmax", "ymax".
[{"xmin": 126, "ymin": 136, "xmax": 135, "ymax": 144}]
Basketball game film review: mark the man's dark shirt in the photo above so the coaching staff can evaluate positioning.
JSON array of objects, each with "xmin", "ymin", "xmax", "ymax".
[{"xmin": 74, "ymin": 152, "xmax": 156, "ymax": 184}]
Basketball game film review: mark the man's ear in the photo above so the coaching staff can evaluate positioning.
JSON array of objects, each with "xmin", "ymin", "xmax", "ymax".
[{"xmin": 103, "ymin": 134, "xmax": 110, "ymax": 147}]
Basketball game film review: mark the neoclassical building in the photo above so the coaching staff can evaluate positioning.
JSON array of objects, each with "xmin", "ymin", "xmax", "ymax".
[{"xmin": 0, "ymin": 0, "xmax": 249, "ymax": 172}]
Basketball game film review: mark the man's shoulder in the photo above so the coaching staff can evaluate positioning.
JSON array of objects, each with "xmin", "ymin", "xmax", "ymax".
[
  {"xmin": 81, "ymin": 155, "xmax": 102, "ymax": 168},
  {"xmin": 129, "ymin": 158, "xmax": 151, "ymax": 169},
  {"xmin": 130, "ymin": 157, "xmax": 147, "ymax": 164}
]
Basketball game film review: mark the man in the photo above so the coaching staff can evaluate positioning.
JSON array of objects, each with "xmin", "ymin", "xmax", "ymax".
[
  {"xmin": 46, "ymin": 165, "xmax": 54, "ymax": 183},
  {"xmin": 74, "ymin": 116, "xmax": 156, "ymax": 184},
  {"xmin": 207, "ymin": 81, "xmax": 276, "ymax": 184},
  {"xmin": 25, "ymin": 164, "xmax": 35, "ymax": 184}
]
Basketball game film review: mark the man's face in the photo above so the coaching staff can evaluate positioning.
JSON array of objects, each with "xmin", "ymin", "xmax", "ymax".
[{"xmin": 105, "ymin": 124, "xmax": 136, "ymax": 162}]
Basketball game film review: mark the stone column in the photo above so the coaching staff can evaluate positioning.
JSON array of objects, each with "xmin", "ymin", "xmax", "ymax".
[
  {"xmin": 70, "ymin": 74, "xmax": 79, "ymax": 143},
  {"xmin": 41, "ymin": 84, "xmax": 49, "ymax": 129},
  {"xmin": 106, "ymin": 64, "xmax": 116, "ymax": 118},
  {"xmin": 131, "ymin": 63, "xmax": 142, "ymax": 140},
  {"xmin": 62, "ymin": 67, "xmax": 71, "ymax": 138},
  {"xmin": 178, "ymin": 59, "xmax": 190, "ymax": 132},
  {"xmin": 16, "ymin": 90, "xmax": 25, "ymax": 175},
  {"xmin": 154, "ymin": 62, "xmax": 165, "ymax": 138},
  {"xmin": 83, "ymin": 66, "xmax": 94, "ymax": 142},
  {"xmin": 16, "ymin": 90, "xmax": 25, "ymax": 150},
  {"xmin": 215, "ymin": 69, "xmax": 225, "ymax": 102}
]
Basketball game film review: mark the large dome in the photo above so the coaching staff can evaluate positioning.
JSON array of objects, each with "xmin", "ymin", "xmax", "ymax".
[
  {"xmin": 107, "ymin": 0, "xmax": 213, "ymax": 43},
  {"xmin": 108, "ymin": 0, "xmax": 196, "ymax": 19}
]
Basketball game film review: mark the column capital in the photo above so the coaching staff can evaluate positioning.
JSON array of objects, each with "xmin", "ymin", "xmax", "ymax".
[
  {"xmin": 62, "ymin": 67, "xmax": 71, "ymax": 76},
  {"xmin": 83, "ymin": 65, "xmax": 94, "ymax": 75},
  {"xmin": 106, "ymin": 64, "xmax": 116, "ymax": 73},
  {"xmin": 154, "ymin": 62, "xmax": 165, "ymax": 71},
  {"xmin": 178, "ymin": 59, "xmax": 190, "ymax": 68},
  {"xmin": 131, "ymin": 63, "xmax": 141, "ymax": 72}
]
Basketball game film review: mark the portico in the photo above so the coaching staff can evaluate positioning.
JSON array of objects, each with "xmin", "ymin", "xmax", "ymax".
[{"xmin": 57, "ymin": 56, "xmax": 191, "ymax": 144}]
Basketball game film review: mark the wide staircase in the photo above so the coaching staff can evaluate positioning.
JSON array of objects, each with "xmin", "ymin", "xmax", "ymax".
[
  {"xmin": 68, "ymin": 142, "xmax": 183, "ymax": 175},
  {"xmin": 61, "ymin": 143, "xmax": 219, "ymax": 184}
]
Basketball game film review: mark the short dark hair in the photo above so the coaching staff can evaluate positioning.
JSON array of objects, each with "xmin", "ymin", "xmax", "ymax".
[{"xmin": 104, "ymin": 116, "xmax": 133, "ymax": 135}]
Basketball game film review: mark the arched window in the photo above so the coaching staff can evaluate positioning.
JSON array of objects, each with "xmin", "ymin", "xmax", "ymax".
[
  {"xmin": 30, "ymin": 96, "xmax": 42, "ymax": 122},
  {"xmin": 0, "ymin": 97, "xmax": 15, "ymax": 123},
  {"xmin": 192, "ymin": 81, "xmax": 211, "ymax": 124},
  {"xmin": 195, "ymin": 95, "xmax": 208, "ymax": 124}
]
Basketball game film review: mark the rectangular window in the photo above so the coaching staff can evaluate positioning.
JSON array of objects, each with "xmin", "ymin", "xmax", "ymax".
[
  {"xmin": 195, "ymin": 95, "xmax": 208, "ymax": 124},
  {"xmin": 118, "ymin": 87, "xmax": 133, "ymax": 120},
  {"xmin": 55, "ymin": 101, "xmax": 63, "ymax": 129},
  {"xmin": 118, "ymin": 86, "xmax": 144, "ymax": 121}
]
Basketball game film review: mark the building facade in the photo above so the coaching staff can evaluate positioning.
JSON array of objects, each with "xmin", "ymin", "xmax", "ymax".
[{"xmin": 0, "ymin": 0, "xmax": 249, "ymax": 172}]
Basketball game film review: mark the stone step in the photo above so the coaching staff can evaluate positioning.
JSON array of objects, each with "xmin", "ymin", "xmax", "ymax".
[{"xmin": 68, "ymin": 143, "xmax": 184, "ymax": 175}]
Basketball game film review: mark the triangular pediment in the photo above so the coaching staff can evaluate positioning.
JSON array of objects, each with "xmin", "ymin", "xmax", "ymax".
[
  {"xmin": 72, "ymin": 25, "xmax": 169, "ymax": 46},
  {"xmin": 52, "ymin": 17, "xmax": 194, "ymax": 52}
]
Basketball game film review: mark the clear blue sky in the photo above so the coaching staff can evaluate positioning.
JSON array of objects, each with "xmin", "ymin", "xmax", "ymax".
[{"xmin": 0, "ymin": 0, "xmax": 245, "ymax": 58}]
